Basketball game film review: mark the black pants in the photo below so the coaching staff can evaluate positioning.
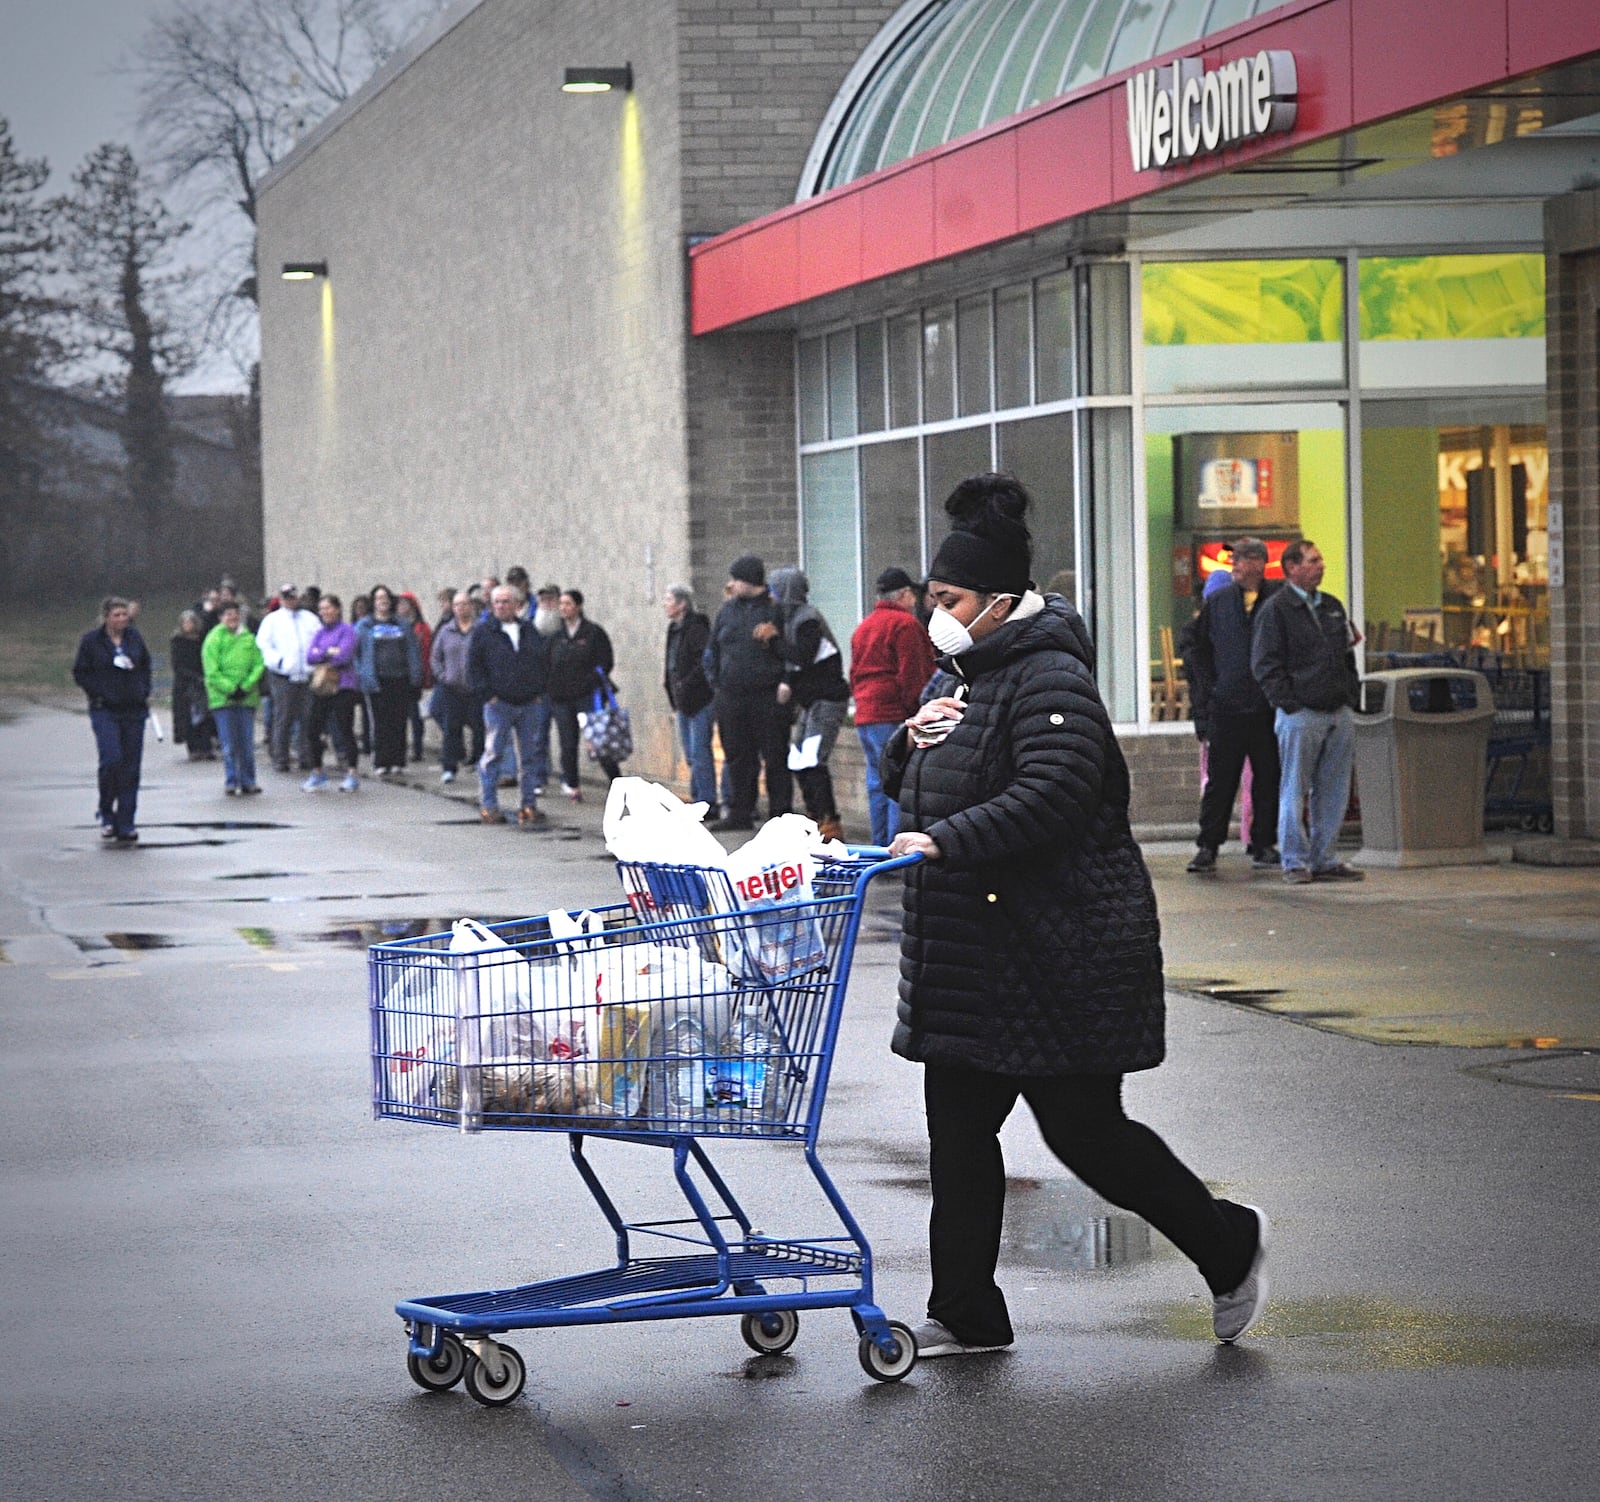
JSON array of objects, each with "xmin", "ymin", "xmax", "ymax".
[
  {"xmin": 437, "ymin": 685, "xmax": 484, "ymax": 772},
  {"xmin": 715, "ymin": 689, "xmax": 792, "ymax": 822},
  {"xmin": 923, "ymin": 1063, "xmax": 1257, "ymax": 1346},
  {"xmin": 370, "ymin": 679, "xmax": 412, "ymax": 769},
  {"xmin": 1198, "ymin": 709, "xmax": 1280, "ymax": 852},
  {"xmin": 308, "ymin": 688, "xmax": 359, "ymax": 770},
  {"xmin": 551, "ymin": 697, "xmax": 620, "ymax": 786}
]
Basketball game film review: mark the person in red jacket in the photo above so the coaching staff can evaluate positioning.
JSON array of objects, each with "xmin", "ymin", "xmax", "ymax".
[{"xmin": 849, "ymin": 566, "xmax": 938, "ymax": 847}]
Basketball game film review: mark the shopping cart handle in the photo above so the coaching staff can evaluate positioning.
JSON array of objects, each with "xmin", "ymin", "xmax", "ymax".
[{"xmin": 843, "ymin": 846, "xmax": 925, "ymax": 878}]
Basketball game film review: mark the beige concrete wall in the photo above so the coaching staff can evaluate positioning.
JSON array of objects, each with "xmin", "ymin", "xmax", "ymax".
[{"xmin": 258, "ymin": 0, "xmax": 689, "ymax": 773}]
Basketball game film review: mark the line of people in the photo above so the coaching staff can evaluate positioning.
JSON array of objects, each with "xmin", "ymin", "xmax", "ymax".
[{"xmin": 166, "ymin": 572, "xmax": 623, "ymax": 822}]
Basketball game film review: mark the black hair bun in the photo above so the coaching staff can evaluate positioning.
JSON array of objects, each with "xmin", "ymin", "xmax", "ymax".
[{"xmin": 944, "ymin": 472, "xmax": 1032, "ymax": 550}]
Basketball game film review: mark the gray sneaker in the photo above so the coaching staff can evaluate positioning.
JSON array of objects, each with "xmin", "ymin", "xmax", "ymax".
[
  {"xmin": 1213, "ymin": 1205, "xmax": 1270, "ymax": 1342},
  {"xmin": 910, "ymin": 1318, "xmax": 1011, "ymax": 1358}
]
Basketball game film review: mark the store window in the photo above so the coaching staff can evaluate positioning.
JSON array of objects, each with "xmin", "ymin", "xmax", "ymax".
[
  {"xmin": 1357, "ymin": 255, "xmax": 1548, "ymax": 665},
  {"xmin": 827, "ymin": 329, "xmax": 857, "ymax": 440},
  {"xmin": 1361, "ymin": 402, "xmax": 1548, "ymax": 666},
  {"xmin": 797, "ymin": 262, "xmax": 1132, "ymax": 719},
  {"xmin": 1359, "ymin": 254, "xmax": 1545, "ymax": 390},
  {"xmin": 856, "ymin": 322, "xmax": 886, "ymax": 433},
  {"xmin": 801, "ymin": 450, "xmax": 862, "ymax": 646},
  {"xmin": 862, "ymin": 439, "xmax": 923, "ymax": 590},
  {"xmin": 1141, "ymin": 258, "xmax": 1344, "ymax": 395},
  {"xmin": 1146, "ymin": 403, "xmax": 1348, "ymax": 720},
  {"xmin": 923, "ymin": 304, "xmax": 956, "ymax": 422}
]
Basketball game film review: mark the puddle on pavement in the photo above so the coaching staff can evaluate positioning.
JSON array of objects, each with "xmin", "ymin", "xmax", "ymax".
[
  {"xmin": 874, "ymin": 1174, "xmax": 1154, "ymax": 1274},
  {"xmin": 1464, "ymin": 1049, "xmax": 1600, "ymax": 1097},
  {"xmin": 315, "ymin": 917, "xmax": 519, "ymax": 949},
  {"xmin": 1001, "ymin": 1177, "xmax": 1154, "ymax": 1273},
  {"xmin": 1127, "ymin": 1295, "xmax": 1600, "ymax": 1370},
  {"xmin": 107, "ymin": 891, "xmax": 428, "ymax": 908},
  {"xmin": 105, "ymin": 932, "xmax": 179, "ymax": 952}
]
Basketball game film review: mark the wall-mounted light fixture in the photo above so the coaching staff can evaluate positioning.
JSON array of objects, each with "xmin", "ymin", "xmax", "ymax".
[
  {"xmin": 562, "ymin": 64, "xmax": 632, "ymax": 94},
  {"xmin": 281, "ymin": 260, "xmax": 329, "ymax": 280}
]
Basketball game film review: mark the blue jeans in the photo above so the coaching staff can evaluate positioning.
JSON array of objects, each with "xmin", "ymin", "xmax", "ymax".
[
  {"xmin": 676, "ymin": 703, "xmax": 717, "ymax": 806},
  {"xmin": 479, "ymin": 697, "xmax": 543, "ymax": 811},
  {"xmin": 857, "ymin": 721, "xmax": 901, "ymax": 848},
  {"xmin": 90, "ymin": 708, "xmax": 145, "ymax": 835},
  {"xmin": 214, "ymin": 704, "xmax": 258, "ymax": 791},
  {"xmin": 1275, "ymin": 706, "xmax": 1355, "ymax": 872}
]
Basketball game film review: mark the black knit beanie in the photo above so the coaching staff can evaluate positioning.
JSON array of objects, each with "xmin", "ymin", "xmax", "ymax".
[
  {"xmin": 728, "ymin": 554, "xmax": 765, "ymax": 586},
  {"xmin": 927, "ymin": 473, "xmax": 1033, "ymax": 596}
]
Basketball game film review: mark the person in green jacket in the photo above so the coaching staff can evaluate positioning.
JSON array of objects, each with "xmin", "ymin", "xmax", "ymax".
[{"xmin": 203, "ymin": 600, "xmax": 267, "ymax": 795}]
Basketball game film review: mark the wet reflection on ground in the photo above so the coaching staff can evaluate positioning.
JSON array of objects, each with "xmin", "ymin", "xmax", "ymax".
[
  {"xmin": 1128, "ymin": 1294, "xmax": 1600, "ymax": 1369},
  {"xmin": 107, "ymin": 891, "xmax": 429, "ymax": 907},
  {"xmin": 874, "ymin": 1173, "xmax": 1155, "ymax": 1274},
  {"xmin": 1000, "ymin": 1176, "xmax": 1154, "ymax": 1273},
  {"xmin": 314, "ymin": 917, "xmax": 518, "ymax": 949}
]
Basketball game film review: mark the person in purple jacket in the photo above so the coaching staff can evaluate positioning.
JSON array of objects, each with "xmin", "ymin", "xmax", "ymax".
[{"xmin": 302, "ymin": 594, "xmax": 361, "ymax": 791}]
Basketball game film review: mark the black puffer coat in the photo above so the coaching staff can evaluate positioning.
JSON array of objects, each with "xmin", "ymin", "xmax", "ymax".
[{"xmin": 882, "ymin": 596, "xmax": 1165, "ymax": 1076}]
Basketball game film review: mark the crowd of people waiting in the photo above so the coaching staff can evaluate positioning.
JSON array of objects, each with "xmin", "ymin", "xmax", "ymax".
[{"xmin": 79, "ymin": 552, "xmax": 942, "ymax": 844}]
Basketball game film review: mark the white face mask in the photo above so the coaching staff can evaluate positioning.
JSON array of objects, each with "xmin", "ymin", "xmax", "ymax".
[{"xmin": 926, "ymin": 595, "xmax": 1012, "ymax": 656}]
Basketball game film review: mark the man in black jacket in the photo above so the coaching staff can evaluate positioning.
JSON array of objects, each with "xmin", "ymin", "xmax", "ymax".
[
  {"xmin": 1251, "ymin": 539, "xmax": 1364, "ymax": 884},
  {"xmin": 662, "ymin": 585, "xmax": 715, "ymax": 807},
  {"xmin": 1180, "ymin": 538, "xmax": 1281, "ymax": 874},
  {"xmin": 467, "ymin": 585, "xmax": 550, "ymax": 827},
  {"xmin": 703, "ymin": 554, "xmax": 790, "ymax": 832},
  {"xmin": 72, "ymin": 596, "xmax": 153, "ymax": 844}
]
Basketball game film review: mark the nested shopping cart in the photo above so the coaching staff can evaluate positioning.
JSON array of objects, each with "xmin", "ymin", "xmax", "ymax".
[{"xmin": 369, "ymin": 848, "xmax": 919, "ymax": 1405}]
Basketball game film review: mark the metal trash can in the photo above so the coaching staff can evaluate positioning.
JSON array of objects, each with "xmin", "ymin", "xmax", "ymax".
[{"xmin": 1353, "ymin": 668, "xmax": 1496, "ymax": 867}]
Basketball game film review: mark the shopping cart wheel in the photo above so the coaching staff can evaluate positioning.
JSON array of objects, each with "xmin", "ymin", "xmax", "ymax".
[
  {"xmin": 858, "ymin": 1322, "xmax": 917, "ymax": 1383},
  {"xmin": 406, "ymin": 1332, "xmax": 467, "ymax": 1392},
  {"xmin": 740, "ymin": 1310, "xmax": 799, "ymax": 1356},
  {"xmin": 464, "ymin": 1343, "xmax": 526, "ymax": 1407}
]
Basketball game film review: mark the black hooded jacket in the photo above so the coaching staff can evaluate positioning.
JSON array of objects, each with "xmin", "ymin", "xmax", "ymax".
[{"xmin": 881, "ymin": 595, "xmax": 1165, "ymax": 1077}]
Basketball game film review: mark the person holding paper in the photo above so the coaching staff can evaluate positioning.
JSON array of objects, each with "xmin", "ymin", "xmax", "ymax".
[
  {"xmin": 881, "ymin": 473, "xmax": 1269, "ymax": 1360},
  {"xmin": 768, "ymin": 567, "xmax": 848, "ymax": 844}
]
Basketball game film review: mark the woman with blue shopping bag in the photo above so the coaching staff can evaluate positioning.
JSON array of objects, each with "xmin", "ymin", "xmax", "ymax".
[{"xmin": 547, "ymin": 590, "xmax": 620, "ymax": 797}]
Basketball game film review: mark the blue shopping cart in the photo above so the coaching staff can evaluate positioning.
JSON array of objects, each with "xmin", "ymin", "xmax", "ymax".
[{"xmin": 369, "ymin": 848, "xmax": 920, "ymax": 1405}]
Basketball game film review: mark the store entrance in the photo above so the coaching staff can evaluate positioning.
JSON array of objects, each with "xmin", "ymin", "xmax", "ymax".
[{"xmin": 1360, "ymin": 412, "xmax": 1549, "ymax": 668}]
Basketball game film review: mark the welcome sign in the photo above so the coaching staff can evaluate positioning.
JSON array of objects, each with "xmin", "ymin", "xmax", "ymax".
[{"xmin": 1127, "ymin": 51, "xmax": 1297, "ymax": 172}]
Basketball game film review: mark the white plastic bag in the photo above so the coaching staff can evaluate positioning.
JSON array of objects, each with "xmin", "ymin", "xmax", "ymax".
[
  {"xmin": 717, "ymin": 814, "xmax": 828, "ymax": 984},
  {"xmin": 603, "ymin": 776, "xmax": 725, "ymax": 866}
]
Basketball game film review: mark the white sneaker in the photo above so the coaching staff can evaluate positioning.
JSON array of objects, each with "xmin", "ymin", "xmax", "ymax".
[
  {"xmin": 339, "ymin": 772, "xmax": 359, "ymax": 792},
  {"xmin": 909, "ymin": 1318, "xmax": 1011, "ymax": 1358},
  {"xmin": 301, "ymin": 771, "xmax": 328, "ymax": 792},
  {"xmin": 561, "ymin": 783, "xmax": 581, "ymax": 801},
  {"xmin": 440, "ymin": 769, "xmax": 456, "ymax": 784},
  {"xmin": 1213, "ymin": 1205, "xmax": 1270, "ymax": 1342}
]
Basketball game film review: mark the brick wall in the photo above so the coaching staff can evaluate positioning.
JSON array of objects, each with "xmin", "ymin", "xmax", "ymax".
[
  {"xmin": 675, "ymin": 1, "xmax": 901, "ymax": 234},
  {"xmin": 1544, "ymin": 191, "xmax": 1600, "ymax": 840},
  {"xmin": 685, "ymin": 333, "xmax": 798, "ymax": 602}
]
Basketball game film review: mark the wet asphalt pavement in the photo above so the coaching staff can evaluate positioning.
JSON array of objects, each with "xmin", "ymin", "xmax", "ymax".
[{"xmin": 2, "ymin": 699, "xmax": 1598, "ymax": 1501}]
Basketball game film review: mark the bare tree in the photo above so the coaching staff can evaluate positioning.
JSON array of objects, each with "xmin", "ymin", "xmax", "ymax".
[
  {"xmin": 131, "ymin": 0, "xmax": 443, "ymax": 392},
  {"xmin": 56, "ymin": 144, "xmax": 195, "ymax": 523},
  {"xmin": 136, "ymin": 0, "xmax": 433, "ymax": 236}
]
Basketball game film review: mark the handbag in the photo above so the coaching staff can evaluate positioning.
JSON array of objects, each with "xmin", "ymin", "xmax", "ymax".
[
  {"xmin": 310, "ymin": 661, "xmax": 342, "ymax": 697},
  {"xmin": 583, "ymin": 669, "xmax": 633, "ymax": 763}
]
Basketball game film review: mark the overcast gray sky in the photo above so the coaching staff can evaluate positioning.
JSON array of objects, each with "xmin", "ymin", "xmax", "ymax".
[{"xmin": 0, "ymin": 0, "xmax": 161, "ymax": 185}]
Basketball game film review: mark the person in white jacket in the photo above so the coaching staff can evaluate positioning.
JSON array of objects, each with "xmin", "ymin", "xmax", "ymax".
[{"xmin": 256, "ymin": 585, "xmax": 321, "ymax": 773}]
